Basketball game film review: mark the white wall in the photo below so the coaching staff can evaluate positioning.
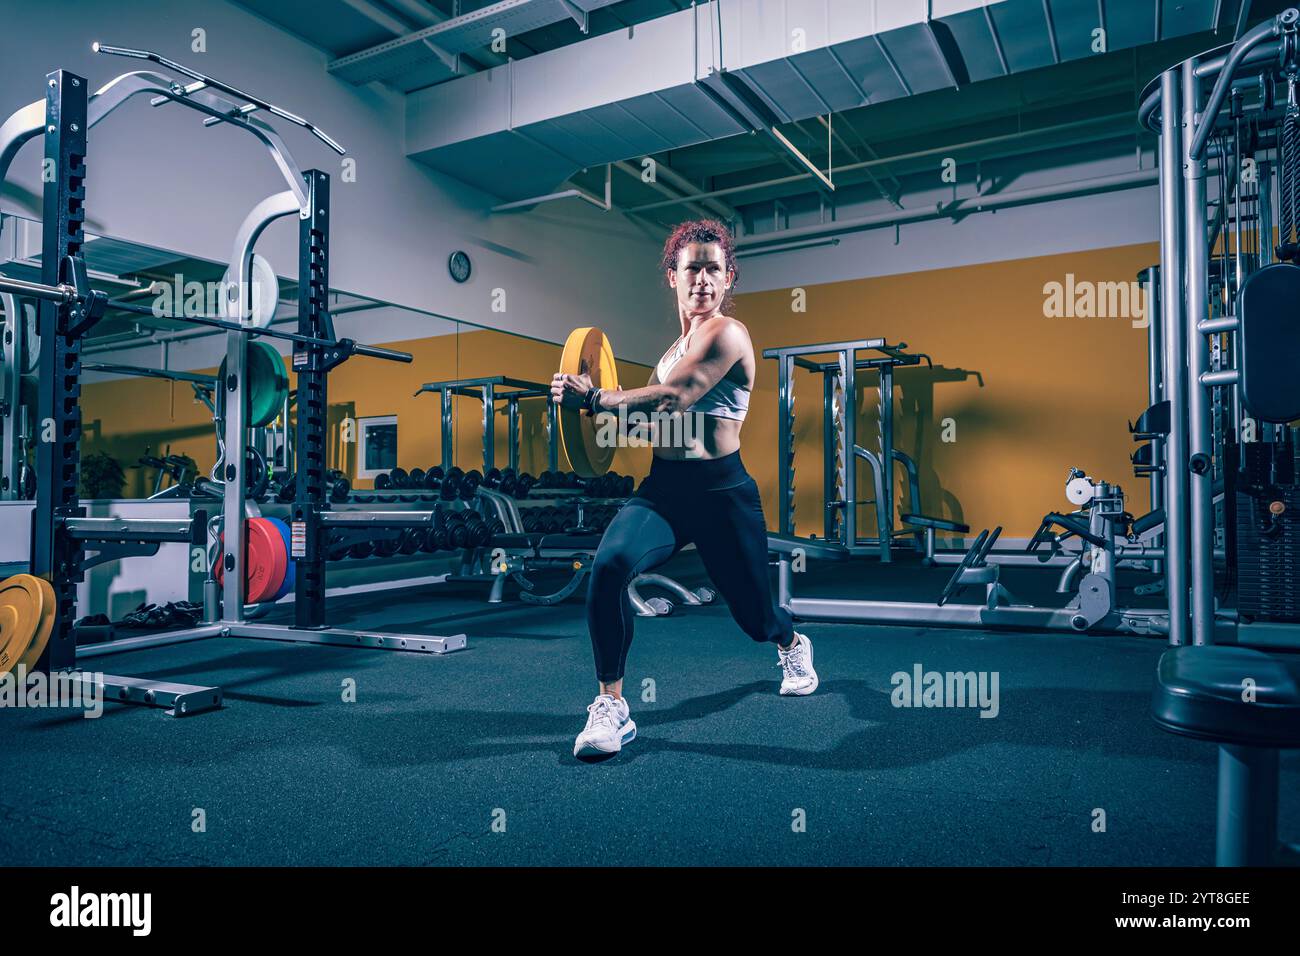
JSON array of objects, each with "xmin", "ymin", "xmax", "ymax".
[
  {"xmin": 737, "ymin": 186, "xmax": 1160, "ymax": 293},
  {"xmin": 736, "ymin": 146, "xmax": 1162, "ymax": 292},
  {"xmin": 0, "ymin": 0, "xmax": 674, "ymax": 365}
]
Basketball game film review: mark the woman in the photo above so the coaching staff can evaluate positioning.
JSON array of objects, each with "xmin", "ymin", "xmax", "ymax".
[{"xmin": 551, "ymin": 219, "xmax": 817, "ymax": 760}]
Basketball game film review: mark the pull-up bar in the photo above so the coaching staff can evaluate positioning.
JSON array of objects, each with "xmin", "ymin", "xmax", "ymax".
[{"xmin": 91, "ymin": 43, "xmax": 346, "ymax": 155}]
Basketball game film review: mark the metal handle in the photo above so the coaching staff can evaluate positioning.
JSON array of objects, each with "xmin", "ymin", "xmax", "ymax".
[
  {"xmin": 353, "ymin": 343, "xmax": 413, "ymax": 363},
  {"xmin": 1189, "ymin": 10, "xmax": 1298, "ymax": 162}
]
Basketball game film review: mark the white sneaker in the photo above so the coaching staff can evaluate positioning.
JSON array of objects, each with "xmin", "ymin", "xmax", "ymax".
[
  {"xmin": 573, "ymin": 694, "xmax": 637, "ymax": 758},
  {"xmin": 777, "ymin": 632, "xmax": 818, "ymax": 696}
]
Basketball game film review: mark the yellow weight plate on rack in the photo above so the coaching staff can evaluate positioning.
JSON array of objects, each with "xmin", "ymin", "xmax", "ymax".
[
  {"xmin": 18, "ymin": 576, "xmax": 57, "ymax": 672},
  {"xmin": 558, "ymin": 327, "xmax": 619, "ymax": 478},
  {"xmin": 0, "ymin": 574, "xmax": 47, "ymax": 677}
]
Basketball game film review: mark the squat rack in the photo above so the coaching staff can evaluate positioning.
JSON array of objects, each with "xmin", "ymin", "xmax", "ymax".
[
  {"xmin": 414, "ymin": 375, "xmax": 559, "ymax": 475},
  {"xmin": 762, "ymin": 337, "xmax": 952, "ymax": 562},
  {"xmin": 0, "ymin": 46, "xmax": 466, "ymax": 714}
]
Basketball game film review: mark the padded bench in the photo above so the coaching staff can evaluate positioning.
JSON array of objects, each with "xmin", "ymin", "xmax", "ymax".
[{"xmin": 1151, "ymin": 644, "xmax": 1300, "ymax": 865}]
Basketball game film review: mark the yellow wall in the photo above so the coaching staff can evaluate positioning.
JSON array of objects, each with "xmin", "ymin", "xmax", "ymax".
[
  {"xmin": 82, "ymin": 327, "xmax": 654, "ymax": 496},
  {"xmin": 735, "ymin": 241, "xmax": 1160, "ymax": 537},
  {"xmin": 81, "ymin": 376, "xmax": 220, "ymax": 498}
]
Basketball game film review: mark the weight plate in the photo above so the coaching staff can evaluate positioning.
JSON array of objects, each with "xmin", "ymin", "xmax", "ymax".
[
  {"xmin": 17, "ymin": 298, "xmax": 39, "ymax": 375},
  {"xmin": 0, "ymin": 574, "xmax": 46, "ymax": 677},
  {"xmin": 265, "ymin": 516, "xmax": 296, "ymax": 601},
  {"xmin": 218, "ymin": 340, "xmax": 290, "ymax": 429},
  {"xmin": 246, "ymin": 518, "xmax": 287, "ymax": 604},
  {"xmin": 220, "ymin": 253, "xmax": 279, "ymax": 329},
  {"xmin": 17, "ymin": 576, "xmax": 57, "ymax": 672},
  {"xmin": 215, "ymin": 518, "xmax": 288, "ymax": 604},
  {"xmin": 247, "ymin": 341, "xmax": 289, "ymax": 428},
  {"xmin": 558, "ymin": 327, "xmax": 619, "ymax": 478}
]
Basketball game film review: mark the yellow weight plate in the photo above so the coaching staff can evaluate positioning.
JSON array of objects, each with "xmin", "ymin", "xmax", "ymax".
[
  {"xmin": 17, "ymin": 576, "xmax": 57, "ymax": 672},
  {"xmin": 558, "ymin": 327, "xmax": 620, "ymax": 478},
  {"xmin": 0, "ymin": 574, "xmax": 46, "ymax": 678}
]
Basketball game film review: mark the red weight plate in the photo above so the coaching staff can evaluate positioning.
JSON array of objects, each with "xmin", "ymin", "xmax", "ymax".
[
  {"xmin": 215, "ymin": 518, "xmax": 288, "ymax": 604},
  {"xmin": 246, "ymin": 518, "xmax": 287, "ymax": 604}
]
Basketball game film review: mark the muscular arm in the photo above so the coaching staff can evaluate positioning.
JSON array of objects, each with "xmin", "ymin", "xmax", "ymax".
[{"xmin": 598, "ymin": 321, "xmax": 748, "ymax": 415}]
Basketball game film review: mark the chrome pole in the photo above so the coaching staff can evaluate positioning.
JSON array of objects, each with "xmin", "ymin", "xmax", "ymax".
[
  {"xmin": 1160, "ymin": 68, "xmax": 1190, "ymax": 646},
  {"xmin": 1183, "ymin": 58, "xmax": 1216, "ymax": 646}
]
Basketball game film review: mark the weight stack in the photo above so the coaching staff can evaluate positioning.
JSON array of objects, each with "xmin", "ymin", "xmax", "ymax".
[{"xmin": 1235, "ymin": 484, "xmax": 1300, "ymax": 622}]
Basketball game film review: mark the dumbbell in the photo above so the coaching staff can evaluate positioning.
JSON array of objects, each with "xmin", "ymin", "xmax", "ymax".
[
  {"xmin": 437, "ymin": 467, "xmax": 464, "ymax": 501},
  {"xmin": 399, "ymin": 528, "xmax": 422, "ymax": 555},
  {"xmin": 460, "ymin": 469, "xmax": 483, "ymax": 500},
  {"xmin": 482, "ymin": 468, "xmax": 517, "ymax": 497},
  {"xmin": 512, "ymin": 473, "xmax": 536, "ymax": 499},
  {"xmin": 458, "ymin": 512, "xmax": 491, "ymax": 547},
  {"xmin": 442, "ymin": 511, "xmax": 466, "ymax": 549},
  {"xmin": 350, "ymin": 540, "xmax": 375, "ymax": 560},
  {"xmin": 374, "ymin": 534, "xmax": 403, "ymax": 558},
  {"xmin": 454, "ymin": 512, "xmax": 489, "ymax": 548},
  {"xmin": 408, "ymin": 467, "xmax": 426, "ymax": 488},
  {"xmin": 374, "ymin": 472, "xmax": 392, "ymax": 490},
  {"xmin": 328, "ymin": 533, "xmax": 353, "ymax": 562},
  {"xmin": 389, "ymin": 467, "xmax": 410, "ymax": 489},
  {"xmin": 455, "ymin": 512, "xmax": 485, "ymax": 548},
  {"xmin": 432, "ymin": 522, "xmax": 453, "ymax": 550},
  {"xmin": 326, "ymin": 469, "xmax": 351, "ymax": 503},
  {"xmin": 530, "ymin": 506, "xmax": 552, "ymax": 531}
]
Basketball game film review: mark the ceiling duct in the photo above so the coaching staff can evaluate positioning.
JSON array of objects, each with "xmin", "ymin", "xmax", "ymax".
[
  {"xmin": 405, "ymin": 0, "xmax": 1244, "ymax": 202},
  {"xmin": 329, "ymin": 0, "xmax": 628, "ymax": 92}
]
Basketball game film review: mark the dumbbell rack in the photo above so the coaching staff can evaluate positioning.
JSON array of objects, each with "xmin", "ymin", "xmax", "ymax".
[
  {"xmin": 3, "ymin": 51, "xmax": 468, "ymax": 716},
  {"xmin": 414, "ymin": 376, "xmax": 558, "ymax": 475}
]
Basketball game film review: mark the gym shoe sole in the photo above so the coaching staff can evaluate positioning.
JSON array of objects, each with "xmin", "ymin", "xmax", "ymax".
[{"xmin": 574, "ymin": 719, "xmax": 637, "ymax": 758}]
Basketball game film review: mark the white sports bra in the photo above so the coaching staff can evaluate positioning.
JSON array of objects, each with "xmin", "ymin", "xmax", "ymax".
[{"xmin": 655, "ymin": 332, "xmax": 751, "ymax": 422}]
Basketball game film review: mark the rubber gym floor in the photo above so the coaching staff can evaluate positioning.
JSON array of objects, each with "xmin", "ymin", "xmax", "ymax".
[{"xmin": 2, "ymin": 552, "xmax": 1296, "ymax": 867}]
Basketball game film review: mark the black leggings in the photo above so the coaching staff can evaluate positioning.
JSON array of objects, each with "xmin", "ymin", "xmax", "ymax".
[{"xmin": 586, "ymin": 451, "xmax": 794, "ymax": 683}]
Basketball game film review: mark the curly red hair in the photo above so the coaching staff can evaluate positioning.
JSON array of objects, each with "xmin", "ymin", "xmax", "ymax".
[{"xmin": 660, "ymin": 219, "xmax": 738, "ymax": 313}]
